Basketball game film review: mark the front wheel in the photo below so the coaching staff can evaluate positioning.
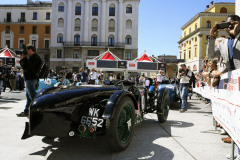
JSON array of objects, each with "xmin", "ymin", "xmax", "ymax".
[
  {"xmin": 107, "ymin": 97, "xmax": 135, "ymax": 152},
  {"xmin": 157, "ymin": 89, "xmax": 170, "ymax": 123}
]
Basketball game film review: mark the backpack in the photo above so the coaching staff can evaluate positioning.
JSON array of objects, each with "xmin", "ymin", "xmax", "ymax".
[{"xmin": 37, "ymin": 61, "xmax": 49, "ymax": 80}]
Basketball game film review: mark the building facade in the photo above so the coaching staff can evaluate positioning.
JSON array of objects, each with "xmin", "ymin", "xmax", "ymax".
[
  {"xmin": 50, "ymin": 0, "xmax": 140, "ymax": 73},
  {"xmin": 0, "ymin": 1, "xmax": 52, "ymax": 62},
  {"xmin": 178, "ymin": 2, "xmax": 235, "ymax": 73}
]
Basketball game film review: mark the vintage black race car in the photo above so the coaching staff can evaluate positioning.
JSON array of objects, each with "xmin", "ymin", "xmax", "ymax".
[{"xmin": 22, "ymin": 80, "xmax": 170, "ymax": 152}]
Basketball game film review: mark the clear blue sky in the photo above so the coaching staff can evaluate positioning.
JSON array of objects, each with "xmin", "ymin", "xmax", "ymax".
[{"xmin": 0, "ymin": 0, "xmax": 236, "ymax": 57}]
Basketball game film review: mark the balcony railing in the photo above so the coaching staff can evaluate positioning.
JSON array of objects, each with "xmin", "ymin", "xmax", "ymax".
[
  {"xmin": 4, "ymin": 18, "xmax": 11, "ymax": 22},
  {"xmin": 63, "ymin": 42, "xmax": 125, "ymax": 48},
  {"xmin": 18, "ymin": 18, "xmax": 26, "ymax": 22}
]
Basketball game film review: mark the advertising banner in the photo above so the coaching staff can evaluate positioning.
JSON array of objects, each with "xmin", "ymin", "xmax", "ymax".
[
  {"xmin": 127, "ymin": 61, "xmax": 137, "ymax": 70},
  {"xmin": 138, "ymin": 62, "xmax": 158, "ymax": 70},
  {"xmin": 6, "ymin": 57, "xmax": 15, "ymax": 66},
  {"xmin": 97, "ymin": 60, "xmax": 117, "ymax": 68},
  {"xmin": 193, "ymin": 69, "xmax": 240, "ymax": 148},
  {"xmin": 118, "ymin": 61, "xmax": 127, "ymax": 68},
  {"xmin": 158, "ymin": 63, "xmax": 166, "ymax": 70},
  {"xmin": 86, "ymin": 60, "xmax": 97, "ymax": 69}
]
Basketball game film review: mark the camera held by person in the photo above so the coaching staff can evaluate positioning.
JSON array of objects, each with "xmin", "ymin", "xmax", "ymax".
[
  {"xmin": 179, "ymin": 68, "xmax": 186, "ymax": 76},
  {"xmin": 15, "ymin": 44, "xmax": 27, "ymax": 55}
]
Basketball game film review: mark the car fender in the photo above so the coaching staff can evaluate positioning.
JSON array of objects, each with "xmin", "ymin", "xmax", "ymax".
[
  {"xmin": 102, "ymin": 91, "xmax": 137, "ymax": 119},
  {"xmin": 157, "ymin": 87, "xmax": 169, "ymax": 107}
]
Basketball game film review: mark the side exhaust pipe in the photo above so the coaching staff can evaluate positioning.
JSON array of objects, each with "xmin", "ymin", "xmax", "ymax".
[{"xmin": 21, "ymin": 122, "xmax": 33, "ymax": 140}]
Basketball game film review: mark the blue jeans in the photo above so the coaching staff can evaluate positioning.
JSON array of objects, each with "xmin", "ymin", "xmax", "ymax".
[
  {"xmin": 24, "ymin": 79, "xmax": 38, "ymax": 113},
  {"xmin": 0, "ymin": 79, "xmax": 3, "ymax": 95},
  {"xmin": 179, "ymin": 84, "xmax": 189, "ymax": 109}
]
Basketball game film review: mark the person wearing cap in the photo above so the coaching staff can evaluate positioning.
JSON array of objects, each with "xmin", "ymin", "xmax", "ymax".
[
  {"xmin": 0, "ymin": 59, "xmax": 4, "ymax": 96},
  {"xmin": 17, "ymin": 44, "xmax": 42, "ymax": 117}
]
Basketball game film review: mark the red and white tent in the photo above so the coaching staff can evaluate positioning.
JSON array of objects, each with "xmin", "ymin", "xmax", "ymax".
[
  {"xmin": 93, "ymin": 49, "xmax": 121, "ymax": 61},
  {"xmin": 133, "ymin": 51, "xmax": 159, "ymax": 62},
  {"xmin": 0, "ymin": 47, "xmax": 20, "ymax": 67},
  {"xmin": 0, "ymin": 48, "xmax": 15, "ymax": 57}
]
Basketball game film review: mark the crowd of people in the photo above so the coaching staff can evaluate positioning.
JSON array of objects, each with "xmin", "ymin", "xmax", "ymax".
[{"xmin": 0, "ymin": 60, "xmax": 24, "ymax": 96}]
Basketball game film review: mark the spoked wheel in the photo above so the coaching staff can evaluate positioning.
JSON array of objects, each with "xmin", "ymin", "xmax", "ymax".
[
  {"xmin": 107, "ymin": 97, "xmax": 135, "ymax": 152},
  {"xmin": 157, "ymin": 89, "xmax": 170, "ymax": 123}
]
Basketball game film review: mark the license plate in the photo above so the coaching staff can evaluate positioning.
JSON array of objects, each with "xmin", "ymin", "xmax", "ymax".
[{"xmin": 80, "ymin": 116, "xmax": 104, "ymax": 127}]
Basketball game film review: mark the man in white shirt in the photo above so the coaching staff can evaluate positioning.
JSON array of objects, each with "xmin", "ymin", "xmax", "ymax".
[
  {"xmin": 90, "ymin": 68, "xmax": 97, "ymax": 84},
  {"xmin": 177, "ymin": 64, "xmax": 192, "ymax": 113},
  {"xmin": 145, "ymin": 78, "xmax": 150, "ymax": 89},
  {"xmin": 156, "ymin": 70, "xmax": 164, "ymax": 85}
]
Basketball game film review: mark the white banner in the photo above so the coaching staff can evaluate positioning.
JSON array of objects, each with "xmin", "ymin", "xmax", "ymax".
[
  {"xmin": 193, "ymin": 69, "xmax": 240, "ymax": 148},
  {"xmin": 86, "ymin": 60, "xmax": 97, "ymax": 69}
]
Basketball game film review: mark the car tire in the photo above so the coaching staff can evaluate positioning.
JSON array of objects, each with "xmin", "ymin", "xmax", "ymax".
[
  {"xmin": 157, "ymin": 89, "xmax": 170, "ymax": 123},
  {"xmin": 107, "ymin": 97, "xmax": 135, "ymax": 152}
]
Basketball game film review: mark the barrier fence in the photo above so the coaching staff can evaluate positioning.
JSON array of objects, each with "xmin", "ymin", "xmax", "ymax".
[{"xmin": 193, "ymin": 68, "xmax": 240, "ymax": 149}]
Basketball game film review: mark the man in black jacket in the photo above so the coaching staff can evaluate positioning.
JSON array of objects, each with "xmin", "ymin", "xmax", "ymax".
[{"xmin": 17, "ymin": 44, "xmax": 42, "ymax": 117}]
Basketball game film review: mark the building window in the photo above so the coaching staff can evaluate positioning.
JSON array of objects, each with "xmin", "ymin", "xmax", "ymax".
[
  {"xmin": 184, "ymin": 51, "xmax": 186, "ymax": 59},
  {"xmin": 75, "ymin": 18, "xmax": 81, "ymax": 31},
  {"xmin": 126, "ymin": 19, "xmax": 132, "ymax": 30},
  {"xmin": 58, "ymin": 18, "xmax": 64, "ymax": 28},
  {"xmin": 57, "ymin": 34, "xmax": 63, "ymax": 43},
  {"xmin": 57, "ymin": 50, "xmax": 63, "ymax": 58},
  {"xmin": 220, "ymin": 7, "xmax": 227, "ymax": 13},
  {"xmin": 109, "ymin": 4, "xmax": 115, "ymax": 16},
  {"xmin": 75, "ymin": 3, "xmax": 81, "ymax": 15},
  {"xmin": 74, "ymin": 34, "xmax": 80, "ymax": 46},
  {"xmin": 195, "ymin": 37, "xmax": 197, "ymax": 42},
  {"xmin": 19, "ymin": 40, "xmax": 24, "ymax": 48},
  {"xmin": 5, "ymin": 26, "xmax": 10, "ymax": 33},
  {"xmin": 45, "ymin": 26, "xmax": 50, "ymax": 34},
  {"xmin": 20, "ymin": 26, "xmax": 24, "ymax": 34},
  {"xmin": 33, "ymin": 12, "xmax": 37, "ymax": 20},
  {"xmin": 92, "ymin": 19, "xmax": 98, "ymax": 31},
  {"xmin": 73, "ymin": 49, "xmax": 80, "ymax": 59},
  {"xmin": 88, "ymin": 50, "xmax": 99, "ymax": 56},
  {"xmin": 91, "ymin": 35, "xmax": 97, "ymax": 46},
  {"xmin": 45, "ymin": 40, "xmax": 50, "ymax": 48},
  {"xmin": 195, "ymin": 23, "xmax": 197, "ymax": 30},
  {"xmin": 6, "ymin": 12, "xmax": 11, "ymax": 22},
  {"xmin": 194, "ymin": 47, "xmax": 197, "ymax": 57},
  {"xmin": 125, "ymin": 35, "xmax": 132, "ymax": 45},
  {"xmin": 180, "ymin": 53, "xmax": 181, "ymax": 59},
  {"xmin": 108, "ymin": 35, "xmax": 114, "ymax": 46},
  {"xmin": 189, "ymin": 50, "xmax": 191, "ymax": 59},
  {"xmin": 20, "ymin": 12, "xmax": 25, "ymax": 22},
  {"xmin": 32, "ymin": 26, "xmax": 37, "ymax": 34},
  {"xmin": 32, "ymin": 40, "xmax": 36, "ymax": 48},
  {"xmin": 6, "ymin": 40, "xmax": 10, "ymax": 48},
  {"xmin": 92, "ymin": 4, "xmax": 98, "ymax": 16},
  {"xmin": 126, "ymin": 4, "xmax": 132, "ymax": 13},
  {"xmin": 109, "ymin": 19, "xmax": 115, "ymax": 32},
  {"xmin": 46, "ymin": 12, "xmax": 50, "ymax": 20},
  {"xmin": 206, "ymin": 20, "xmax": 211, "ymax": 28},
  {"xmin": 58, "ymin": 2, "xmax": 64, "ymax": 12},
  {"xmin": 189, "ymin": 27, "xmax": 191, "ymax": 34},
  {"xmin": 184, "ymin": 31, "xmax": 186, "ymax": 37},
  {"xmin": 189, "ymin": 40, "xmax": 191, "ymax": 45},
  {"xmin": 125, "ymin": 52, "xmax": 132, "ymax": 60}
]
